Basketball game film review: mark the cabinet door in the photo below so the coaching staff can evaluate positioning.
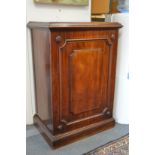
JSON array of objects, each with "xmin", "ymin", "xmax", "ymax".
[{"xmin": 51, "ymin": 30, "xmax": 117, "ymax": 133}]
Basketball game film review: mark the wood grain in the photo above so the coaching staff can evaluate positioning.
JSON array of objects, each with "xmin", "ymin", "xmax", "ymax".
[
  {"xmin": 29, "ymin": 22, "xmax": 122, "ymax": 148},
  {"xmin": 27, "ymin": 22, "xmax": 122, "ymax": 29}
]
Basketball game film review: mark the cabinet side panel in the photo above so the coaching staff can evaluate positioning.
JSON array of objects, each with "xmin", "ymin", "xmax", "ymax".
[
  {"xmin": 31, "ymin": 28, "xmax": 52, "ymax": 131},
  {"xmin": 108, "ymin": 30, "xmax": 119, "ymax": 112}
]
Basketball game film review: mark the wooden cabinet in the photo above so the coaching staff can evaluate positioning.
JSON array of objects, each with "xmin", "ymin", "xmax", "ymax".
[{"xmin": 28, "ymin": 22, "xmax": 122, "ymax": 148}]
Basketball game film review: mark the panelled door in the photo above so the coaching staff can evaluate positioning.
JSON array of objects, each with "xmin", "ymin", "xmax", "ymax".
[{"xmin": 51, "ymin": 29, "xmax": 117, "ymax": 133}]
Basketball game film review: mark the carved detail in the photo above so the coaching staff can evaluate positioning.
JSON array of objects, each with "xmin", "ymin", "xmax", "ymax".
[
  {"xmin": 57, "ymin": 124, "xmax": 63, "ymax": 130},
  {"xmin": 56, "ymin": 35, "xmax": 62, "ymax": 43},
  {"xmin": 61, "ymin": 119, "xmax": 68, "ymax": 124},
  {"xmin": 106, "ymin": 111, "xmax": 111, "ymax": 115},
  {"xmin": 102, "ymin": 107, "xmax": 108, "ymax": 114},
  {"xmin": 102, "ymin": 107, "xmax": 111, "ymax": 116},
  {"xmin": 59, "ymin": 108, "xmax": 111, "ymax": 127},
  {"xmin": 57, "ymin": 119, "xmax": 67, "ymax": 130},
  {"xmin": 58, "ymin": 37, "xmax": 113, "ymax": 127},
  {"xmin": 111, "ymin": 34, "xmax": 115, "ymax": 41},
  {"xmin": 60, "ymin": 112, "xmax": 104, "ymax": 126},
  {"xmin": 59, "ymin": 37, "xmax": 112, "ymax": 49},
  {"xmin": 106, "ymin": 38, "xmax": 112, "ymax": 45}
]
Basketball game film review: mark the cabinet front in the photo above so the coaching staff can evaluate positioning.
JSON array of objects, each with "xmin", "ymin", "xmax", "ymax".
[{"xmin": 51, "ymin": 29, "xmax": 117, "ymax": 133}]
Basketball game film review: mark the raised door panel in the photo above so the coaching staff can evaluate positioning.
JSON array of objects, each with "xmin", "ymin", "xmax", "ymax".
[
  {"xmin": 60, "ymin": 40, "xmax": 111, "ymax": 131},
  {"xmin": 70, "ymin": 48, "xmax": 105, "ymax": 114},
  {"xmin": 51, "ymin": 30, "xmax": 117, "ymax": 133}
]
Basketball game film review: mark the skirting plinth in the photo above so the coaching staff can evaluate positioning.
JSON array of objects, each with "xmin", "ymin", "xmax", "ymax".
[{"xmin": 33, "ymin": 114, "xmax": 115, "ymax": 148}]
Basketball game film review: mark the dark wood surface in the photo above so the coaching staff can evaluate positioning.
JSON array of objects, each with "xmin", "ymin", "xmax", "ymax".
[
  {"xmin": 29, "ymin": 22, "xmax": 122, "ymax": 148},
  {"xmin": 27, "ymin": 22, "xmax": 122, "ymax": 29},
  {"xmin": 34, "ymin": 114, "xmax": 115, "ymax": 148},
  {"xmin": 51, "ymin": 29, "xmax": 118, "ymax": 134},
  {"xmin": 31, "ymin": 28, "xmax": 53, "ymax": 131}
]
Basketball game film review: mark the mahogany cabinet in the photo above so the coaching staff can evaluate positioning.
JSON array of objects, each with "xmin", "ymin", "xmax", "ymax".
[{"xmin": 28, "ymin": 22, "xmax": 122, "ymax": 148}]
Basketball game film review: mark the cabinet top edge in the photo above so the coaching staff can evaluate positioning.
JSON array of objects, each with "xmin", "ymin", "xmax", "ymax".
[{"xmin": 27, "ymin": 22, "xmax": 123, "ymax": 29}]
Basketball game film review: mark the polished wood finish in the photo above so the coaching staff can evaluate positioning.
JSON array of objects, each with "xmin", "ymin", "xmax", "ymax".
[
  {"xmin": 27, "ymin": 22, "xmax": 122, "ymax": 29},
  {"xmin": 34, "ymin": 114, "xmax": 115, "ymax": 148},
  {"xmin": 28, "ymin": 22, "xmax": 122, "ymax": 148}
]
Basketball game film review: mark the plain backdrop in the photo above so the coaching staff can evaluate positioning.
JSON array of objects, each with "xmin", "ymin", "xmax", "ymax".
[{"xmin": 26, "ymin": 0, "xmax": 91, "ymax": 124}]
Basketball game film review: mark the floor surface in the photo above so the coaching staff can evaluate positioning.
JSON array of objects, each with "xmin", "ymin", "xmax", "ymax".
[{"xmin": 26, "ymin": 123, "xmax": 129, "ymax": 155}]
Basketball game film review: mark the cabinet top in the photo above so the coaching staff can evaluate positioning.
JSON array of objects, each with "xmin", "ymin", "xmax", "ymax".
[{"xmin": 27, "ymin": 22, "xmax": 122, "ymax": 29}]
